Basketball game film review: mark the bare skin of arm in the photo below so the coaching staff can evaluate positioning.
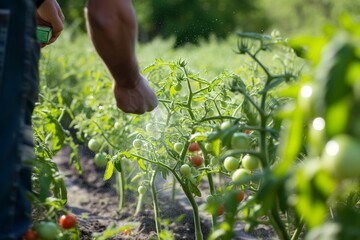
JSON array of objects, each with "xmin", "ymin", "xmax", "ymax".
[{"xmin": 85, "ymin": 0, "xmax": 158, "ymax": 114}]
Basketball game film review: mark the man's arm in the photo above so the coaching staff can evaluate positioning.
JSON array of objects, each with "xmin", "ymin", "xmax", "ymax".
[{"xmin": 85, "ymin": 0, "xmax": 158, "ymax": 114}]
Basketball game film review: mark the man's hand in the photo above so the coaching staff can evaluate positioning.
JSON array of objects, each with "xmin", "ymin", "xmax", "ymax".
[
  {"xmin": 113, "ymin": 75, "xmax": 158, "ymax": 114},
  {"xmin": 36, "ymin": 0, "xmax": 65, "ymax": 47}
]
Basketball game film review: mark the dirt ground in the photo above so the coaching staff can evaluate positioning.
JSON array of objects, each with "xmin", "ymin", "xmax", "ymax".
[{"xmin": 54, "ymin": 146, "xmax": 275, "ymax": 240}]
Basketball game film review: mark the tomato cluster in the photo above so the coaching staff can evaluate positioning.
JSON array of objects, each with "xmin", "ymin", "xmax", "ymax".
[{"xmin": 24, "ymin": 214, "xmax": 77, "ymax": 240}]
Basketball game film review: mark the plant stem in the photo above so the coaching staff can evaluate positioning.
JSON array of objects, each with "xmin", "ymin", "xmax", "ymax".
[
  {"xmin": 150, "ymin": 171, "xmax": 161, "ymax": 240},
  {"xmin": 269, "ymin": 207, "xmax": 290, "ymax": 240},
  {"xmin": 135, "ymin": 193, "xmax": 145, "ymax": 216},
  {"xmin": 291, "ymin": 219, "xmax": 304, "ymax": 240},
  {"xmin": 117, "ymin": 171, "xmax": 124, "ymax": 210},
  {"xmin": 182, "ymin": 183, "xmax": 204, "ymax": 240}
]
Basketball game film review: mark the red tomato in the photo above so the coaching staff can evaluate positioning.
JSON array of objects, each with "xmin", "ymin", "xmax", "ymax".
[
  {"xmin": 23, "ymin": 229, "xmax": 39, "ymax": 240},
  {"xmin": 190, "ymin": 155, "xmax": 203, "ymax": 167},
  {"xmin": 236, "ymin": 190, "xmax": 245, "ymax": 203},
  {"xmin": 217, "ymin": 204, "xmax": 225, "ymax": 216},
  {"xmin": 124, "ymin": 229, "xmax": 130, "ymax": 235},
  {"xmin": 189, "ymin": 142, "xmax": 201, "ymax": 152},
  {"xmin": 59, "ymin": 214, "xmax": 77, "ymax": 229},
  {"xmin": 244, "ymin": 129, "xmax": 252, "ymax": 134}
]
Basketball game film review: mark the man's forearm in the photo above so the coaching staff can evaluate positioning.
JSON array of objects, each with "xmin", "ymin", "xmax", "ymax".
[{"xmin": 85, "ymin": 0, "xmax": 140, "ymax": 88}]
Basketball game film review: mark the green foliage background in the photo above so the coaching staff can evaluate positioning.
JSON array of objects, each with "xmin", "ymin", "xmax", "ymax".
[{"xmin": 56, "ymin": 0, "xmax": 359, "ymax": 46}]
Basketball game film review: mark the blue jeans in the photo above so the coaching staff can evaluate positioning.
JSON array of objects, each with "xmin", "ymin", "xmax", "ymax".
[{"xmin": 0, "ymin": 0, "xmax": 39, "ymax": 239}]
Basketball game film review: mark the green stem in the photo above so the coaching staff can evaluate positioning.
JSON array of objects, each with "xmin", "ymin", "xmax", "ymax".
[
  {"xmin": 135, "ymin": 193, "xmax": 145, "ymax": 216},
  {"xmin": 117, "ymin": 171, "xmax": 125, "ymax": 210},
  {"xmin": 269, "ymin": 207, "xmax": 290, "ymax": 240},
  {"xmin": 150, "ymin": 171, "xmax": 161, "ymax": 240},
  {"xmin": 291, "ymin": 219, "xmax": 304, "ymax": 240},
  {"xmin": 182, "ymin": 182, "xmax": 204, "ymax": 240}
]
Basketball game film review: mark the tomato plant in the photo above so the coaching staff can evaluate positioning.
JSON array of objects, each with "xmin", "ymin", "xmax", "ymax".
[{"xmin": 59, "ymin": 214, "xmax": 77, "ymax": 229}]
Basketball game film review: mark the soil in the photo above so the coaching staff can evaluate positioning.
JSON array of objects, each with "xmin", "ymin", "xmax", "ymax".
[{"xmin": 54, "ymin": 146, "xmax": 275, "ymax": 240}]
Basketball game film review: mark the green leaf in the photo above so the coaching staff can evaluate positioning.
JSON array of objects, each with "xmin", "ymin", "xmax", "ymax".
[
  {"xmin": 103, "ymin": 161, "xmax": 114, "ymax": 181},
  {"xmin": 188, "ymin": 179, "xmax": 202, "ymax": 197},
  {"xmin": 45, "ymin": 114, "xmax": 65, "ymax": 153},
  {"xmin": 137, "ymin": 159, "xmax": 147, "ymax": 171}
]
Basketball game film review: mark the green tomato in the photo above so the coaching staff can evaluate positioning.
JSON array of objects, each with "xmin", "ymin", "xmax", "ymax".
[
  {"xmin": 174, "ymin": 142, "xmax": 184, "ymax": 153},
  {"xmin": 180, "ymin": 164, "xmax": 191, "ymax": 176},
  {"xmin": 220, "ymin": 121, "xmax": 232, "ymax": 130},
  {"xmin": 145, "ymin": 123, "xmax": 153, "ymax": 132},
  {"xmin": 138, "ymin": 186, "xmax": 147, "ymax": 195},
  {"xmin": 232, "ymin": 168, "xmax": 251, "ymax": 184},
  {"xmin": 220, "ymin": 101, "xmax": 228, "ymax": 108},
  {"xmin": 205, "ymin": 143, "xmax": 213, "ymax": 152},
  {"xmin": 36, "ymin": 222, "xmax": 58, "ymax": 240},
  {"xmin": 88, "ymin": 138, "xmax": 100, "ymax": 152},
  {"xmin": 223, "ymin": 156, "xmax": 239, "ymax": 172},
  {"xmin": 322, "ymin": 134, "xmax": 360, "ymax": 179},
  {"xmin": 231, "ymin": 132, "xmax": 250, "ymax": 150},
  {"xmin": 242, "ymin": 154, "xmax": 259, "ymax": 171},
  {"xmin": 133, "ymin": 139, "xmax": 143, "ymax": 149},
  {"xmin": 114, "ymin": 121, "xmax": 121, "ymax": 130},
  {"xmin": 94, "ymin": 152, "xmax": 108, "ymax": 167},
  {"xmin": 210, "ymin": 157, "xmax": 218, "ymax": 166},
  {"xmin": 174, "ymin": 83, "xmax": 183, "ymax": 91}
]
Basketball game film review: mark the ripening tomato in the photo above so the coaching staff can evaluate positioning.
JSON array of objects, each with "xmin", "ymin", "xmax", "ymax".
[
  {"xmin": 322, "ymin": 134, "xmax": 360, "ymax": 179},
  {"xmin": 236, "ymin": 190, "xmax": 245, "ymax": 203},
  {"xmin": 217, "ymin": 204, "xmax": 225, "ymax": 216},
  {"xmin": 242, "ymin": 154, "xmax": 259, "ymax": 171},
  {"xmin": 94, "ymin": 152, "xmax": 107, "ymax": 167},
  {"xmin": 133, "ymin": 139, "xmax": 143, "ymax": 149},
  {"xmin": 232, "ymin": 168, "xmax": 251, "ymax": 184},
  {"xmin": 114, "ymin": 121, "xmax": 122, "ymax": 130},
  {"xmin": 36, "ymin": 222, "xmax": 58, "ymax": 240},
  {"xmin": 220, "ymin": 121, "xmax": 232, "ymax": 130},
  {"xmin": 174, "ymin": 142, "xmax": 184, "ymax": 153},
  {"xmin": 231, "ymin": 132, "xmax": 250, "ymax": 150},
  {"xmin": 174, "ymin": 83, "xmax": 182, "ymax": 91},
  {"xmin": 190, "ymin": 155, "xmax": 203, "ymax": 167},
  {"xmin": 205, "ymin": 142, "xmax": 213, "ymax": 152},
  {"xmin": 189, "ymin": 142, "xmax": 200, "ymax": 152},
  {"xmin": 180, "ymin": 164, "xmax": 192, "ymax": 176},
  {"xmin": 88, "ymin": 138, "xmax": 100, "ymax": 152},
  {"xmin": 23, "ymin": 229, "xmax": 38, "ymax": 240},
  {"xmin": 138, "ymin": 186, "xmax": 147, "ymax": 195},
  {"xmin": 223, "ymin": 156, "xmax": 239, "ymax": 172},
  {"xmin": 59, "ymin": 214, "xmax": 77, "ymax": 229}
]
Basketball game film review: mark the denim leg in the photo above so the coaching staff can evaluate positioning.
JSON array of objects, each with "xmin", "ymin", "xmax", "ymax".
[{"xmin": 0, "ymin": 0, "xmax": 39, "ymax": 239}]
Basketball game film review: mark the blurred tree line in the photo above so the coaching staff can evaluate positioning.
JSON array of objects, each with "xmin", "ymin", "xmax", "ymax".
[{"xmin": 57, "ymin": 0, "xmax": 359, "ymax": 47}]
